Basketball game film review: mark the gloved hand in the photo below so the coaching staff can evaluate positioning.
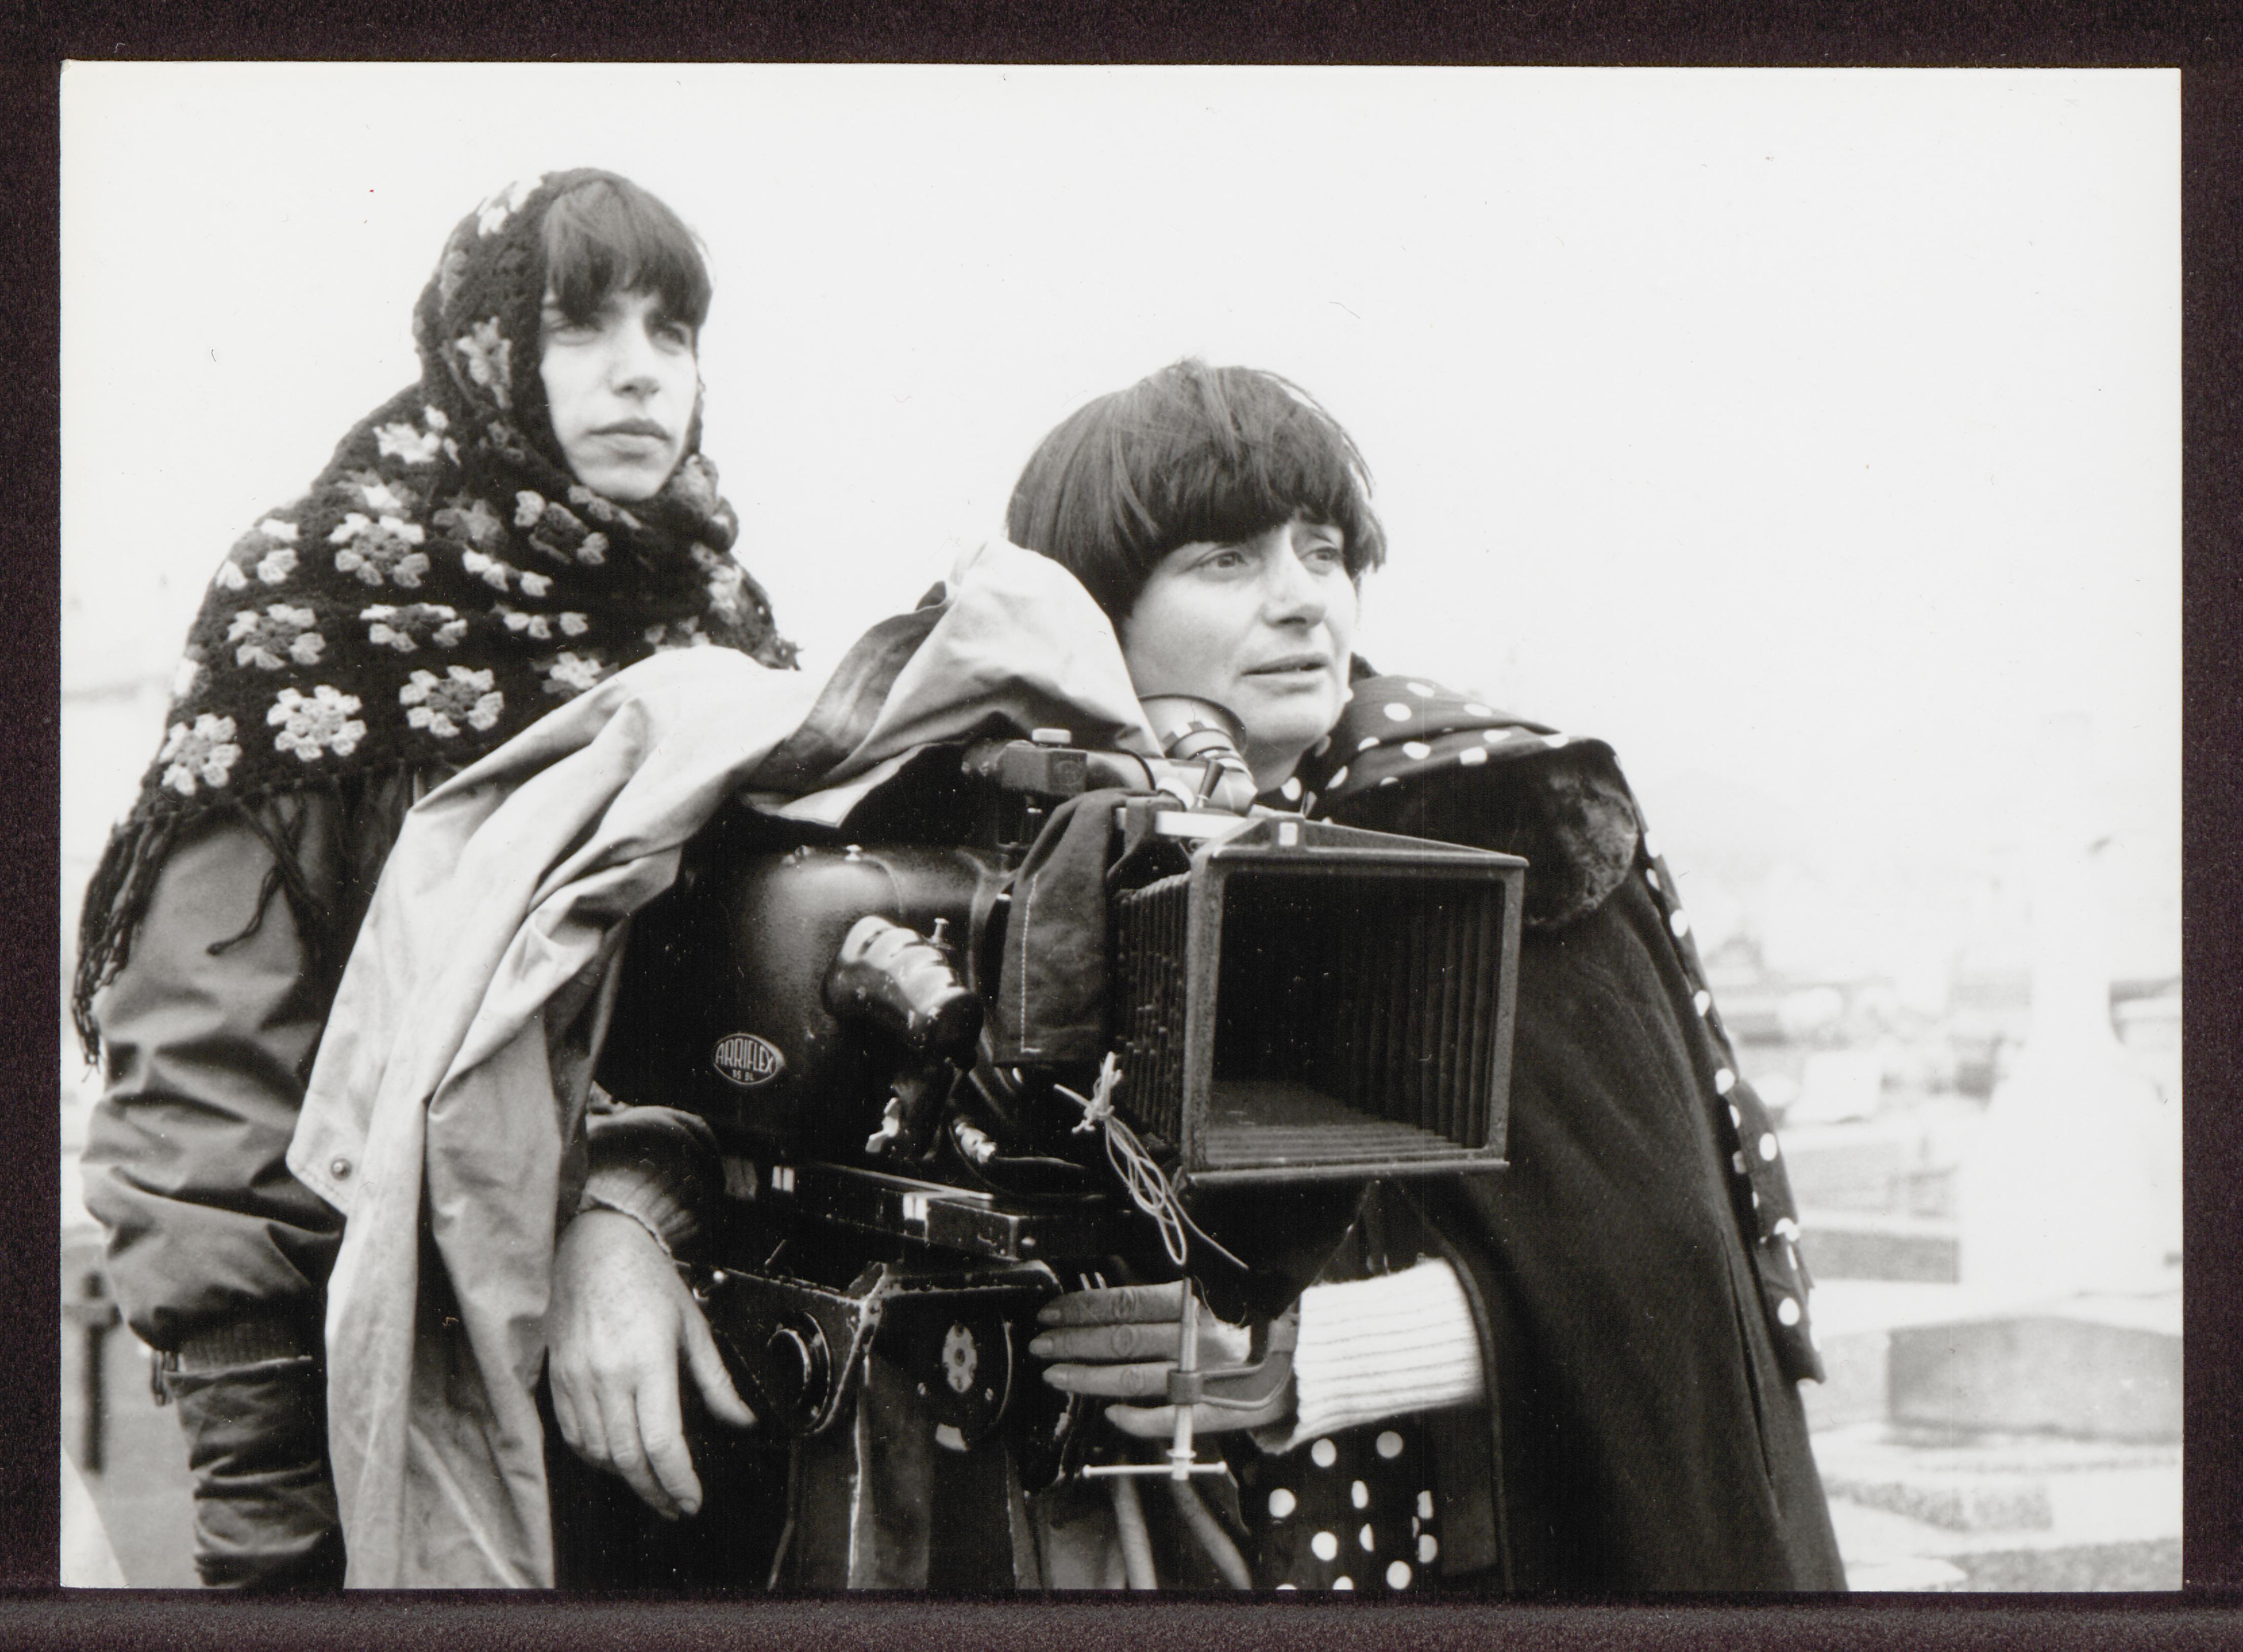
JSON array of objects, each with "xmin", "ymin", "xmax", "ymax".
[
  {"xmin": 164, "ymin": 1354, "xmax": 345, "ymax": 1588},
  {"xmin": 1031, "ymin": 1280, "xmax": 1298, "ymax": 1440}
]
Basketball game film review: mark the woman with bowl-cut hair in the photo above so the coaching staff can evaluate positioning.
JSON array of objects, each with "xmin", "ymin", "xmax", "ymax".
[{"xmin": 1013, "ymin": 359, "xmax": 1845, "ymax": 1592}]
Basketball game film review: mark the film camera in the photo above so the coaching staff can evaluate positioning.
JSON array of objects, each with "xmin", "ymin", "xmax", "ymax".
[{"xmin": 595, "ymin": 702, "xmax": 1525, "ymax": 1586}]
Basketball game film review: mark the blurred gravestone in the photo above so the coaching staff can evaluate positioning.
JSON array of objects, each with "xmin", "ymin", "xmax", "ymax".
[{"xmin": 1959, "ymin": 712, "xmax": 2178, "ymax": 1298}]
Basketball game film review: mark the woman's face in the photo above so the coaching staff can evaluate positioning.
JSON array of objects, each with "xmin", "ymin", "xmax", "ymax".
[
  {"xmin": 1119, "ymin": 515, "xmax": 1359, "ymax": 789},
  {"xmin": 538, "ymin": 287, "xmax": 699, "ymax": 501}
]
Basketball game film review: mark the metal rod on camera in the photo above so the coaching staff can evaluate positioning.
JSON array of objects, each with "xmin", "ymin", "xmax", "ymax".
[
  {"xmin": 1079, "ymin": 1279, "xmax": 1226, "ymax": 1482},
  {"xmin": 1169, "ymin": 1286, "xmax": 1201, "ymax": 1481}
]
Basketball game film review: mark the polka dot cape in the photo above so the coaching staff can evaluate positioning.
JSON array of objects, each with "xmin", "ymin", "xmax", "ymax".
[
  {"xmin": 1292, "ymin": 676, "xmax": 1576, "ymax": 813},
  {"xmin": 1279, "ymin": 673, "xmax": 1824, "ymax": 1386},
  {"xmin": 1234, "ymin": 1425, "xmax": 1442, "ymax": 1592}
]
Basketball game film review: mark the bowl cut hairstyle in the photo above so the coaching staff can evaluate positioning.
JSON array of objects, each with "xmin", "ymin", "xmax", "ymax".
[
  {"xmin": 540, "ymin": 172, "xmax": 713, "ymax": 334},
  {"xmin": 1007, "ymin": 360, "xmax": 1387, "ymax": 622}
]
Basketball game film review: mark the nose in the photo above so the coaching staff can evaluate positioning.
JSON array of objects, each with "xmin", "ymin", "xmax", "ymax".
[
  {"xmin": 1259, "ymin": 532, "xmax": 1329, "ymax": 626},
  {"xmin": 606, "ymin": 318, "xmax": 665, "ymax": 397}
]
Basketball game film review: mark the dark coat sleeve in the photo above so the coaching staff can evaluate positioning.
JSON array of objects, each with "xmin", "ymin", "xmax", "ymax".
[
  {"xmin": 85, "ymin": 804, "xmax": 341, "ymax": 1355},
  {"xmin": 83, "ymin": 771, "xmax": 423, "ymax": 1353}
]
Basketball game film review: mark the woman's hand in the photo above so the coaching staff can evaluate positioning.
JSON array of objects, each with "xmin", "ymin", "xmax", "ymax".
[
  {"xmin": 1030, "ymin": 1280, "xmax": 1295, "ymax": 1439},
  {"xmin": 547, "ymin": 1210, "xmax": 756, "ymax": 1519}
]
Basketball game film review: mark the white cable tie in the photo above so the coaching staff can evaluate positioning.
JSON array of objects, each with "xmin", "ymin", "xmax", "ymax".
[{"xmin": 1054, "ymin": 1055, "xmax": 1245, "ymax": 1273}]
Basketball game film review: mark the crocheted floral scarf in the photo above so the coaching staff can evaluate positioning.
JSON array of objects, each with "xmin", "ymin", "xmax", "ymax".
[{"xmin": 74, "ymin": 169, "xmax": 797, "ymax": 1054}]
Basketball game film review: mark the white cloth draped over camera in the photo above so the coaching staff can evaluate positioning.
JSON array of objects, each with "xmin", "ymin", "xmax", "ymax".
[{"xmin": 290, "ymin": 540, "xmax": 1161, "ymax": 1587}]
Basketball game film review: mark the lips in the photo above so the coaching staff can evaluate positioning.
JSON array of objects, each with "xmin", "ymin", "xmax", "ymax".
[
  {"xmin": 593, "ymin": 418, "xmax": 672, "ymax": 441},
  {"xmin": 1245, "ymin": 653, "xmax": 1332, "ymax": 676}
]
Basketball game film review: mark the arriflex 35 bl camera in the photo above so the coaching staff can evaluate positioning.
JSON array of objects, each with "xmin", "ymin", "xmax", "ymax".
[{"xmin": 596, "ymin": 702, "xmax": 1524, "ymax": 1586}]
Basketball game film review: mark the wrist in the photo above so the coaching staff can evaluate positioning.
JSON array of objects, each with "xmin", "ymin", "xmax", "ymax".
[
  {"xmin": 570, "ymin": 1197, "xmax": 678, "ymax": 1264},
  {"xmin": 581, "ymin": 1105, "xmax": 723, "ymax": 1257}
]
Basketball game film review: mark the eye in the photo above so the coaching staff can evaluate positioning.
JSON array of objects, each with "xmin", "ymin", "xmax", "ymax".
[
  {"xmin": 654, "ymin": 318, "xmax": 696, "ymax": 350},
  {"xmin": 540, "ymin": 306, "xmax": 598, "ymax": 342},
  {"xmin": 1198, "ymin": 547, "xmax": 1253, "ymax": 573}
]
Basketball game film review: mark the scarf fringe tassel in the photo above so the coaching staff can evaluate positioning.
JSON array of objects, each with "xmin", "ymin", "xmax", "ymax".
[{"xmin": 71, "ymin": 773, "xmax": 391, "ymax": 1065}]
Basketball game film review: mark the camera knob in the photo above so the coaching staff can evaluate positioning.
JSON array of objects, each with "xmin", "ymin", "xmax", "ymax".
[{"xmin": 764, "ymin": 1318, "xmax": 831, "ymax": 1420}]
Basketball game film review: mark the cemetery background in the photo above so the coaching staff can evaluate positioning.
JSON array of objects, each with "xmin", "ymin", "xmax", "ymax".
[{"xmin": 58, "ymin": 65, "xmax": 2182, "ymax": 1589}]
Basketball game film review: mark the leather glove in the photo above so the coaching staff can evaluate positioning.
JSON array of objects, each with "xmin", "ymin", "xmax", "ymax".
[{"xmin": 1031, "ymin": 1280, "xmax": 1299, "ymax": 1440}]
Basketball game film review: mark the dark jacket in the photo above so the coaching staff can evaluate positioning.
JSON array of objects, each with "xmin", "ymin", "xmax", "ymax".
[
  {"xmin": 1324, "ymin": 688, "xmax": 1844, "ymax": 1591},
  {"xmin": 80, "ymin": 770, "xmax": 430, "ymax": 1586},
  {"xmin": 1424, "ymin": 877, "xmax": 1843, "ymax": 1589}
]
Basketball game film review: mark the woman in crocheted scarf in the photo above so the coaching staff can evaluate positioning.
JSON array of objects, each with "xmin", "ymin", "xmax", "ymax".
[
  {"xmin": 71, "ymin": 169, "xmax": 796, "ymax": 1589},
  {"xmin": 1014, "ymin": 361, "xmax": 1847, "ymax": 1591}
]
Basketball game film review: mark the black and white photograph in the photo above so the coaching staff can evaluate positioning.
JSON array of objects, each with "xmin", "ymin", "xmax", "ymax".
[{"xmin": 57, "ymin": 63, "xmax": 2181, "ymax": 1595}]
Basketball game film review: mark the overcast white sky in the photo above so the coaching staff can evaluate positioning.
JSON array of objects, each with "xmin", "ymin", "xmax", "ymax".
[{"xmin": 59, "ymin": 64, "xmax": 2181, "ymax": 976}]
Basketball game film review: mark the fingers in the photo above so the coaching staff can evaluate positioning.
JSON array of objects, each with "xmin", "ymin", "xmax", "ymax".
[
  {"xmin": 1031, "ymin": 1286, "xmax": 1254, "ymax": 1366},
  {"xmin": 1035, "ymin": 1281, "xmax": 1185, "ymax": 1329},
  {"xmin": 553, "ymin": 1357, "xmax": 611, "ymax": 1468},
  {"xmin": 550, "ymin": 1366, "xmax": 588, "ymax": 1455},
  {"xmin": 1103, "ymin": 1402, "xmax": 1178, "ymax": 1440},
  {"xmin": 682, "ymin": 1307, "xmax": 758, "ymax": 1431},
  {"xmin": 1041, "ymin": 1360, "xmax": 1176, "ymax": 1401},
  {"xmin": 557, "ymin": 1317, "xmax": 742, "ymax": 1519},
  {"xmin": 595, "ymin": 1371, "xmax": 682, "ymax": 1521},
  {"xmin": 1104, "ymin": 1399, "xmax": 1283, "ymax": 1439},
  {"xmin": 1030, "ymin": 1322, "xmax": 1185, "ymax": 1365},
  {"xmin": 634, "ymin": 1360, "xmax": 704, "ymax": 1519}
]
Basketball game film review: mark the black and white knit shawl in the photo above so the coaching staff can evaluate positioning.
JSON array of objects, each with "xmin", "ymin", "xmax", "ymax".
[{"xmin": 73, "ymin": 169, "xmax": 797, "ymax": 1056}]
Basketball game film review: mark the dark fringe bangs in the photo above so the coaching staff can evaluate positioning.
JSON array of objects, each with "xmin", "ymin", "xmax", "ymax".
[
  {"xmin": 1009, "ymin": 361, "xmax": 1385, "ymax": 621},
  {"xmin": 541, "ymin": 175, "xmax": 713, "ymax": 333}
]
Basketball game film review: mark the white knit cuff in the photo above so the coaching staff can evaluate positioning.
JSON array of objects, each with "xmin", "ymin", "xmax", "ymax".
[{"xmin": 1257, "ymin": 1259, "xmax": 1484, "ymax": 1454}]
